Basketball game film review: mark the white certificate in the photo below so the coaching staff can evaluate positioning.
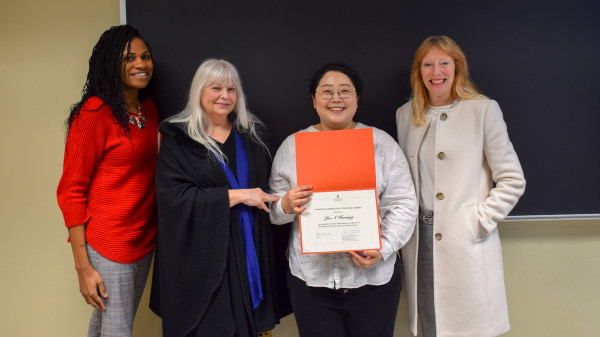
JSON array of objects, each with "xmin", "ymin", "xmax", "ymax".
[{"xmin": 299, "ymin": 189, "xmax": 381, "ymax": 254}]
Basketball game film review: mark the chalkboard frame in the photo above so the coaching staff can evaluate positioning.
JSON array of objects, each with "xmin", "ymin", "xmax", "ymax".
[{"xmin": 125, "ymin": 0, "xmax": 600, "ymax": 219}]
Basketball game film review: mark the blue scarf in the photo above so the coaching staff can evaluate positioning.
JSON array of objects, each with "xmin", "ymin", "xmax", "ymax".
[{"xmin": 217, "ymin": 131, "xmax": 263, "ymax": 309}]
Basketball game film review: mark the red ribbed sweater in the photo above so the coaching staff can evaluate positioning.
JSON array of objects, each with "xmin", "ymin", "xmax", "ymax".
[{"xmin": 57, "ymin": 97, "xmax": 158, "ymax": 263}]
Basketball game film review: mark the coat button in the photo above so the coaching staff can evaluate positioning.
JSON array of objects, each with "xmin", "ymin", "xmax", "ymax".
[
  {"xmin": 440, "ymin": 113, "xmax": 448, "ymax": 121},
  {"xmin": 435, "ymin": 233, "xmax": 442, "ymax": 241},
  {"xmin": 436, "ymin": 193, "xmax": 444, "ymax": 200},
  {"xmin": 437, "ymin": 152, "xmax": 446, "ymax": 160}
]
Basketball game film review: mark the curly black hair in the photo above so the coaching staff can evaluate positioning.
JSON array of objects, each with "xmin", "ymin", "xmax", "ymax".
[{"xmin": 65, "ymin": 25, "xmax": 152, "ymax": 137}]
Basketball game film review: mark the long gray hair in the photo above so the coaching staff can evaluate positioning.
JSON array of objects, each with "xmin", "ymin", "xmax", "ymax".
[{"xmin": 168, "ymin": 59, "xmax": 267, "ymax": 161}]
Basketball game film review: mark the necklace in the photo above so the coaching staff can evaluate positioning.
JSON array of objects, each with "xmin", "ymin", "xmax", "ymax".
[{"xmin": 126, "ymin": 101, "xmax": 146, "ymax": 129}]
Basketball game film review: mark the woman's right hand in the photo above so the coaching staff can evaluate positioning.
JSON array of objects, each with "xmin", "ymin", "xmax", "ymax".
[
  {"xmin": 282, "ymin": 185, "xmax": 313, "ymax": 214},
  {"xmin": 229, "ymin": 188, "xmax": 281, "ymax": 212},
  {"xmin": 75, "ymin": 264, "xmax": 107, "ymax": 310},
  {"xmin": 68, "ymin": 224, "xmax": 107, "ymax": 311}
]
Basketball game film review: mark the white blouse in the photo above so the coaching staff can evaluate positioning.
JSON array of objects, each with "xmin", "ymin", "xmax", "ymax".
[{"xmin": 269, "ymin": 123, "xmax": 417, "ymax": 289}]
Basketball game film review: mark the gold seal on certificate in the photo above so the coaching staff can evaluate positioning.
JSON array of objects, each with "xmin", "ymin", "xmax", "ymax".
[
  {"xmin": 295, "ymin": 128, "xmax": 381, "ymax": 254},
  {"xmin": 299, "ymin": 189, "xmax": 381, "ymax": 254}
]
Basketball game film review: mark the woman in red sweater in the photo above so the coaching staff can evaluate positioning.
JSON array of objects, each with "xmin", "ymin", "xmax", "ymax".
[{"xmin": 57, "ymin": 25, "xmax": 158, "ymax": 337}]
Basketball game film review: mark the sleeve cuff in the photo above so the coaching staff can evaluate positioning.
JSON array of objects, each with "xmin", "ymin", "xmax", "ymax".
[
  {"xmin": 64, "ymin": 213, "xmax": 90, "ymax": 229},
  {"xmin": 380, "ymin": 240, "xmax": 395, "ymax": 261},
  {"xmin": 270, "ymin": 198, "xmax": 297, "ymax": 225}
]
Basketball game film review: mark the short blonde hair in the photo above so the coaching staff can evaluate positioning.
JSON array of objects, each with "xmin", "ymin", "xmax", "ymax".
[{"xmin": 409, "ymin": 36, "xmax": 484, "ymax": 126}]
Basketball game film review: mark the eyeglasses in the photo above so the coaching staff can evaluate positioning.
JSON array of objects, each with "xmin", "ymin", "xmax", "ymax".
[{"xmin": 316, "ymin": 87, "xmax": 355, "ymax": 100}]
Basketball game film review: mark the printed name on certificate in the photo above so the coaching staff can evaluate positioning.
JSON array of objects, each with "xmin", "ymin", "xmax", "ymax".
[{"xmin": 299, "ymin": 189, "xmax": 381, "ymax": 254}]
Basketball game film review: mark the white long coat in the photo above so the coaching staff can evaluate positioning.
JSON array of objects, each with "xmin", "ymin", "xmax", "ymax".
[{"xmin": 396, "ymin": 98, "xmax": 525, "ymax": 337}]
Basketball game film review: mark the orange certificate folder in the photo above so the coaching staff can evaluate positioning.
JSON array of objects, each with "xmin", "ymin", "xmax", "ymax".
[{"xmin": 295, "ymin": 128, "xmax": 381, "ymax": 254}]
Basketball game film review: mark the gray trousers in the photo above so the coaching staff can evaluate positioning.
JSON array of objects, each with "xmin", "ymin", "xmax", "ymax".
[
  {"xmin": 86, "ymin": 244, "xmax": 153, "ymax": 337},
  {"xmin": 418, "ymin": 209, "xmax": 436, "ymax": 337}
]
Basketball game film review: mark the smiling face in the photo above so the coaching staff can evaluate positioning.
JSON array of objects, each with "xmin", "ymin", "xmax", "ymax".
[
  {"xmin": 121, "ymin": 37, "xmax": 153, "ymax": 94},
  {"xmin": 312, "ymin": 71, "xmax": 358, "ymax": 131},
  {"xmin": 421, "ymin": 46, "xmax": 455, "ymax": 106},
  {"xmin": 200, "ymin": 81, "xmax": 238, "ymax": 123}
]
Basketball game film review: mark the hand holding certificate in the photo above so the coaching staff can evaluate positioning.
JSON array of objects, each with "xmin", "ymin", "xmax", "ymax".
[
  {"xmin": 295, "ymin": 128, "xmax": 381, "ymax": 254},
  {"xmin": 299, "ymin": 189, "xmax": 380, "ymax": 253}
]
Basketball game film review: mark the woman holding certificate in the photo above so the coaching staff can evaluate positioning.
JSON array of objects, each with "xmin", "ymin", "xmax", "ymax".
[
  {"xmin": 269, "ymin": 63, "xmax": 418, "ymax": 337},
  {"xmin": 396, "ymin": 36, "xmax": 526, "ymax": 337},
  {"xmin": 150, "ymin": 59, "xmax": 279, "ymax": 337}
]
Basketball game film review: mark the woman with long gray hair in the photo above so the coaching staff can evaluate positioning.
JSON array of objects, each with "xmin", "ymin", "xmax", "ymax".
[{"xmin": 150, "ymin": 59, "xmax": 279, "ymax": 337}]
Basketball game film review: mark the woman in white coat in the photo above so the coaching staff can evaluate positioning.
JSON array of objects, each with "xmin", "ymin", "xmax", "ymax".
[{"xmin": 396, "ymin": 36, "xmax": 526, "ymax": 337}]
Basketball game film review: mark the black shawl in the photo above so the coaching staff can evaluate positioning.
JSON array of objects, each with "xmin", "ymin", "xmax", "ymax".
[{"xmin": 150, "ymin": 121, "xmax": 278, "ymax": 337}]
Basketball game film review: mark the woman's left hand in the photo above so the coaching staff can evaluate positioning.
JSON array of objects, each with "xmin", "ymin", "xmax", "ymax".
[
  {"xmin": 229, "ymin": 188, "xmax": 281, "ymax": 212},
  {"xmin": 348, "ymin": 250, "xmax": 383, "ymax": 270}
]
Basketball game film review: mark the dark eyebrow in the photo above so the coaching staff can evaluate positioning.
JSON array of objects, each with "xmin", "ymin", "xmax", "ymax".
[
  {"xmin": 125, "ymin": 50, "xmax": 151, "ymax": 56},
  {"xmin": 319, "ymin": 84, "xmax": 352, "ymax": 88}
]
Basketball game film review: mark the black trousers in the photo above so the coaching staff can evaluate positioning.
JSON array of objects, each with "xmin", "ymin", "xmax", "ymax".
[{"xmin": 287, "ymin": 258, "xmax": 402, "ymax": 337}]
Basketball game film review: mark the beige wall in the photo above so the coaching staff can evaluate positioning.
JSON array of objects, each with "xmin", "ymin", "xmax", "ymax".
[
  {"xmin": 273, "ymin": 220, "xmax": 600, "ymax": 337},
  {"xmin": 0, "ymin": 0, "xmax": 598, "ymax": 336},
  {"xmin": 0, "ymin": 0, "xmax": 162, "ymax": 336}
]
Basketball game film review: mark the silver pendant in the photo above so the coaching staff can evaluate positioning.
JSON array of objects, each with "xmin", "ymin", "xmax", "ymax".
[
  {"xmin": 128, "ymin": 112, "xmax": 147, "ymax": 129},
  {"xmin": 127, "ymin": 103, "xmax": 146, "ymax": 129}
]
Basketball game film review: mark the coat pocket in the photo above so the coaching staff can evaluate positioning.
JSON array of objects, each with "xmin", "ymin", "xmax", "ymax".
[{"xmin": 465, "ymin": 202, "xmax": 487, "ymax": 243}]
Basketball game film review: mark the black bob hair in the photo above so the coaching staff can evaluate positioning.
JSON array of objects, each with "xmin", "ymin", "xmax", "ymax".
[{"xmin": 308, "ymin": 62, "xmax": 363, "ymax": 97}]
